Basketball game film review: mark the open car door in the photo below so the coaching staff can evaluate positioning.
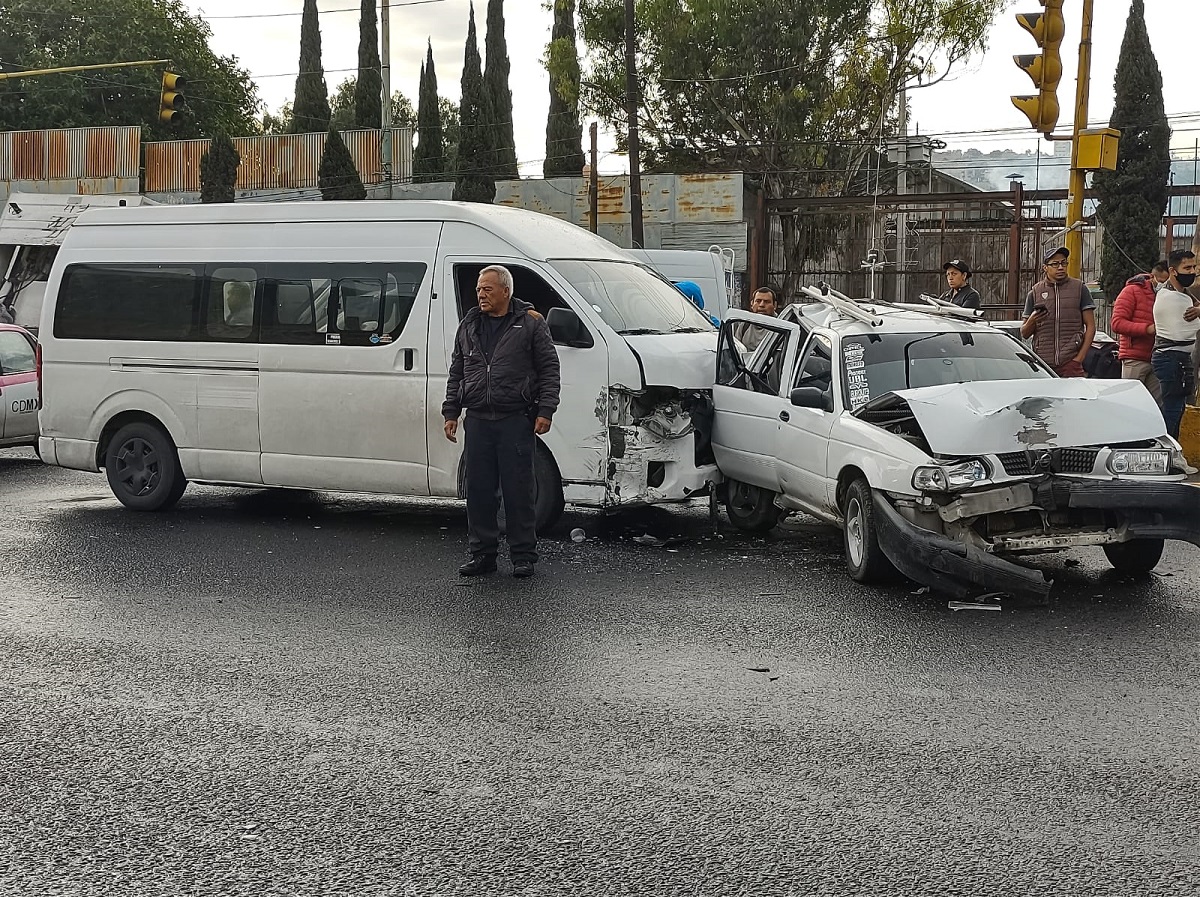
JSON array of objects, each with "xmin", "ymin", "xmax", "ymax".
[{"xmin": 711, "ymin": 310, "xmax": 805, "ymax": 491}]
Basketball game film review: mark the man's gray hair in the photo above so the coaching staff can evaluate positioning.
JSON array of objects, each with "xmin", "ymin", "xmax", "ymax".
[{"xmin": 479, "ymin": 265, "xmax": 514, "ymax": 293}]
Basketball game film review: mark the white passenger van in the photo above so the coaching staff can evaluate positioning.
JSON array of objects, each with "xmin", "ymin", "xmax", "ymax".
[
  {"xmin": 627, "ymin": 248, "xmax": 735, "ymax": 320},
  {"xmin": 37, "ymin": 201, "xmax": 720, "ymax": 529}
]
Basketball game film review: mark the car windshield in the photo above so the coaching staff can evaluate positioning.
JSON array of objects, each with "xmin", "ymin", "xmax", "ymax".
[
  {"xmin": 842, "ymin": 330, "xmax": 1051, "ymax": 410},
  {"xmin": 551, "ymin": 259, "xmax": 715, "ymax": 335}
]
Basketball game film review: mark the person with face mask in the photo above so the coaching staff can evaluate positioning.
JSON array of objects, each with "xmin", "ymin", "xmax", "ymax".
[
  {"xmin": 1152, "ymin": 260, "xmax": 1170, "ymax": 290},
  {"xmin": 1110, "ymin": 269, "xmax": 1162, "ymax": 403},
  {"xmin": 1150, "ymin": 249, "xmax": 1200, "ymax": 438}
]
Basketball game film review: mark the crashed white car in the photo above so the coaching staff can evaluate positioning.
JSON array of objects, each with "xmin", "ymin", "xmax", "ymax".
[{"xmin": 711, "ymin": 288, "xmax": 1200, "ymax": 602}]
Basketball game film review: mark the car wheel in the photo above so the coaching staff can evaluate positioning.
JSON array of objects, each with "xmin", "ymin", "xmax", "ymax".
[
  {"xmin": 104, "ymin": 422, "xmax": 187, "ymax": 512},
  {"xmin": 1102, "ymin": 538, "xmax": 1164, "ymax": 574},
  {"xmin": 723, "ymin": 478, "xmax": 782, "ymax": 532},
  {"xmin": 497, "ymin": 442, "xmax": 565, "ymax": 534},
  {"xmin": 842, "ymin": 478, "xmax": 896, "ymax": 584}
]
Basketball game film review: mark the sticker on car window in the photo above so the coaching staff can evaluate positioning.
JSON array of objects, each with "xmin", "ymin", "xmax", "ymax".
[{"xmin": 845, "ymin": 342, "xmax": 870, "ymax": 409}]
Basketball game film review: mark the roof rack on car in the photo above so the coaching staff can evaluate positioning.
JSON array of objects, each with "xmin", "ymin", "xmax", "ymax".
[
  {"xmin": 797, "ymin": 283, "xmax": 884, "ymax": 327},
  {"xmin": 890, "ymin": 293, "xmax": 985, "ymax": 321}
]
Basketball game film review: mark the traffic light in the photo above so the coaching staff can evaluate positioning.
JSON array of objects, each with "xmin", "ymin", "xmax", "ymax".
[
  {"xmin": 1011, "ymin": 0, "xmax": 1065, "ymax": 134},
  {"xmin": 158, "ymin": 71, "xmax": 186, "ymax": 124}
]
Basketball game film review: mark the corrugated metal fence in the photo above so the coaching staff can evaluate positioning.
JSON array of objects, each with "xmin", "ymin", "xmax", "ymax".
[
  {"xmin": 0, "ymin": 126, "xmax": 141, "ymax": 195},
  {"xmin": 144, "ymin": 129, "xmax": 413, "ymax": 194}
]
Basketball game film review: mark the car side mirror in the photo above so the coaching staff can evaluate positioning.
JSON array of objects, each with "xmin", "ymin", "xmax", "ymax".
[
  {"xmin": 547, "ymin": 307, "xmax": 594, "ymax": 349},
  {"xmin": 790, "ymin": 386, "xmax": 831, "ymax": 412}
]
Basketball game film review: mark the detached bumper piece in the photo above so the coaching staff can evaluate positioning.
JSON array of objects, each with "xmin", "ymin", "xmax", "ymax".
[
  {"xmin": 1048, "ymin": 479, "xmax": 1200, "ymax": 545},
  {"xmin": 872, "ymin": 493, "xmax": 1053, "ymax": 604}
]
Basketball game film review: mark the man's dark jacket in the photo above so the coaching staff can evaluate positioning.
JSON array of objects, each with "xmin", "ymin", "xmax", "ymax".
[
  {"xmin": 442, "ymin": 298, "xmax": 561, "ymax": 421},
  {"xmin": 939, "ymin": 285, "xmax": 982, "ymax": 309}
]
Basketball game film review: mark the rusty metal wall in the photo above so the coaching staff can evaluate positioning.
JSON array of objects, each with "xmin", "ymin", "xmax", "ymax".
[
  {"xmin": 0, "ymin": 126, "xmax": 140, "ymax": 191},
  {"xmin": 145, "ymin": 128, "xmax": 414, "ymax": 194}
]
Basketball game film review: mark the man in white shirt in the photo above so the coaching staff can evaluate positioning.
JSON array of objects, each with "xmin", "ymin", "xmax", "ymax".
[{"xmin": 1150, "ymin": 249, "xmax": 1200, "ymax": 438}]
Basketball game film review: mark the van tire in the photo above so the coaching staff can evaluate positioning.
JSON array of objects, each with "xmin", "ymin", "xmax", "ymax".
[
  {"xmin": 842, "ymin": 478, "xmax": 895, "ymax": 584},
  {"xmin": 723, "ymin": 478, "xmax": 782, "ymax": 532},
  {"xmin": 495, "ymin": 442, "xmax": 565, "ymax": 534},
  {"xmin": 104, "ymin": 422, "xmax": 187, "ymax": 512}
]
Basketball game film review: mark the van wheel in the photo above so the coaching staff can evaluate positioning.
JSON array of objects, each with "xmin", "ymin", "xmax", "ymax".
[
  {"xmin": 496, "ymin": 442, "xmax": 565, "ymax": 534},
  {"xmin": 1103, "ymin": 538, "xmax": 1164, "ymax": 574},
  {"xmin": 724, "ymin": 478, "xmax": 782, "ymax": 532},
  {"xmin": 104, "ymin": 422, "xmax": 187, "ymax": 512},
  {"xmin": 842, "ymin": 478, "xmax": 896, "ymax": 584}
]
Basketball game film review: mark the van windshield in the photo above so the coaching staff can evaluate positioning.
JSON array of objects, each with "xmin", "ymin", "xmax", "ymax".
[{"xmin": 552, "ymin": 259, "xmax": 715, "ymax": 335}]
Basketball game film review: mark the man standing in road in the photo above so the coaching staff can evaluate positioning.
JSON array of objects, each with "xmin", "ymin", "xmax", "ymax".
[
  {"xmin": 443, "ymin": 266, "xmax": 561, "ymax": 579},
  {"xmin": 1020, "ymin": 246, "xmax": 1096, "ymax": 377},
  {"xmin": 1151, "ymin": 249, "xmax": 1200, "ymax": 439},
  {"xmin": 1110, "ymin": 269, "xmax": 1161, "ymax": 403},
  {"xmin": 939, "ymin": 259, "xmax": 982, "ymax": 309}
]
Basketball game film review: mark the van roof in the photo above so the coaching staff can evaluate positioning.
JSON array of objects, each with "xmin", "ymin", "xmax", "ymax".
[{"xmin": 71, "ymin": 200, "xmax": 633, "ymax": 263}]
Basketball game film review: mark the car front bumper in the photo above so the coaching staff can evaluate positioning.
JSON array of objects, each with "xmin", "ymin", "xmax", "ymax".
[{"xmin": 871, "ymin": 478, "xmax": 1200, "ymax": 603}]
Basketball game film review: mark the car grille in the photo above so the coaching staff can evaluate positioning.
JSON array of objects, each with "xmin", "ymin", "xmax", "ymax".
[{"xmin": 997, "ymin": 449, "xmax": 1099, "ymax": 477}]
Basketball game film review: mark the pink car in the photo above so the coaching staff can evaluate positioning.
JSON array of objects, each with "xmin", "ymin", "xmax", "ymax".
[{"xmin": 0, "ymin": 323, "xmax": 39, "ymax": 451}]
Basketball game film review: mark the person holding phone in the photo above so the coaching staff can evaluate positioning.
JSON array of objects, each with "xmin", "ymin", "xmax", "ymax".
[{"xmin": 1020, "ymin": 246, "xmax": 1096, "ymax": 377}]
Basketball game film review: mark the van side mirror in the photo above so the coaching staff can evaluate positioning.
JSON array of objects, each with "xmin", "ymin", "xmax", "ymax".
[
  {"xmin": 547, "ymin": 307, "xmax": 594, "ymax": 348},
  {"xmin": 790, "ymin": 387, "xmax": 831, "ymax": 412}
]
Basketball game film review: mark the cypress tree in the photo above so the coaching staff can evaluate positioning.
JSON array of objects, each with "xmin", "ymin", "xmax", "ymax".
[
  {"xmin": 199, "ymin": 136, "xmax": 240, "ymax": 203},
  {"xmin": 543, "ymin": 0, "xmax": 585, "ymax": 178},
  {"xmin": 453, "ymin": 4, "xmax": 497, "ymax": 203},
  {"xmin": 413, "ymin": 42, "xmax": 446, "ymax": 182},
  {"xmin": 319, "ymin": 129, "xmax": 367, "ymax": 200},
  {"xmin": 1094, "ymin": 0, "xmax": 1170, "ymax": 300},
  {"xmin": 354, "ymin": 0, "xmax": 383, "ymax": 129},
  {"xmin": 292, "ymin": 0, "xmax": 332, "ymax": 134},
  {"xmin": 483, "ymin": 0, "xmax": 518, "ymax": 179}
]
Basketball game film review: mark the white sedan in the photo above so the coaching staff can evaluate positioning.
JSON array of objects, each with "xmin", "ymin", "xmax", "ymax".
[{"xmin": 711, "ymin": 291, "xmax": 1200, "ymax": 602}]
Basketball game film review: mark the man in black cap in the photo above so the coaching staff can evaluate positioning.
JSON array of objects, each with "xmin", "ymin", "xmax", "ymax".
[
  {"xmin": 939, "ymin": 259, "xmax": 982, "ymax": 309},
  {"xmin": 1020, "ymin": 246, "xmax": 1096, "ymax": 377}
]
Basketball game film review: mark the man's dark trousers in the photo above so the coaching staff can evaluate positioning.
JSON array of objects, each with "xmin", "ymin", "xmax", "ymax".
[{"xmin": 465, "ymin": 414, "xmax": 538, "ymax": 564}]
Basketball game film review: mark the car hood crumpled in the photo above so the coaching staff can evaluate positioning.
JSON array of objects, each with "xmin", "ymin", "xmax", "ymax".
[
  {"xmin": 622, "ymin": 331, "xmax": 719, "ymax": 389},
  {"xmin": 865, "ymin": 378, "xmax": 1168, "ymax": 456}
]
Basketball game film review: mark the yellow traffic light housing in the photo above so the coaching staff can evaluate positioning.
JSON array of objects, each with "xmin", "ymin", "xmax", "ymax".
[
  {"xmin": 1011, "ymin": 0, "xmax": 1065, "ymax": 134},
  {"xmin": 158, "ymin": 71, "xmax": 186, "ymax": 124}
]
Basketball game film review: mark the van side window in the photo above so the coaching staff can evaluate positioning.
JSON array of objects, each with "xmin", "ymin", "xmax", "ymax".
[
  {"xmin": 55, "ymin": 264, "xmax": 200, "ymax": 341},
  {"xmin": 453, "ymin": 263, "xmax": 569, "ymax": 321},
  {"xmin": 205, "ymin": 267, "xmax": 258, "ymax": 341}
]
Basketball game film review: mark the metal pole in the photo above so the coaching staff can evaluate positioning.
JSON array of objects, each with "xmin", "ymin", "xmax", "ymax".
[
  {"xmin": 589, "ymin": 122, "xmax": 599, "ymax": 233},
  {"xmin": 380, "ymin": 0, "xmax": 394, "ymax": 199},
  {"xmin": 1008, "ymin": 179, "xmax": 1025, "ymax": 312},
  {"xmin": 1064, "ymin": 0, "xmax": 1094, "ymax": 279},
  {"xmin": 895, "ymin": 85, "xmax": 908, "ymax": 303},
  {"xmin": 0, "ymin": 59, "xmax": 171, "ymax": 81},
  {"xmin": 623, "ymin": 0, "xmax": 644, "ymax": 248}
]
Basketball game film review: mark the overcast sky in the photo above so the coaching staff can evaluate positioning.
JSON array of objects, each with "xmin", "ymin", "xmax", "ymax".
[{"xmin": 183, "ymin": 0, "xmax": 1198, "ymax": 175}]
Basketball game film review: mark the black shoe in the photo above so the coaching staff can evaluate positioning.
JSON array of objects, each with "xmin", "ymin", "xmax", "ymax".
[
  {"xmin": 512, "ymin": 562, "xmax": 535, "ymax": 579},
  {"xmin": 459, "ymin": 557, "xmax": 498, "ymax": 577}
]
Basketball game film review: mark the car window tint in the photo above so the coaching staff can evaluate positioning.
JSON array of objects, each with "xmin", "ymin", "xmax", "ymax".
[
  {"xmin": 206, "ymin": 267, "xmax": 259, "ymax": 342},
  {"xmin": 55, "ymin": 264, "xmax": 200, "ymax": 341}
]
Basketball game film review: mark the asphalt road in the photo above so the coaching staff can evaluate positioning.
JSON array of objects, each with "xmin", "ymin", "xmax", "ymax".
[{"xmin": 3, "ymin": 446, "xmax": 1199, "ymax": 896}]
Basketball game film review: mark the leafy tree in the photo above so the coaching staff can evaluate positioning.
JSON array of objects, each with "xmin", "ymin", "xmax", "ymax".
[
  {"xmin": 199, "ymin": 135, "xmax": 240, "ymax": 203},
  {"xmin": 261, "ymin": 104, "xmax": 293, "ymax": 135},
  {"xmin": 440, "ymin": 97, "xmax": 461, "ymax": 177},
  {"xmin": 573, "ymin": 0, "xmax": 1007, "ymax": 280},
  {"xmin": 318, "ymin": 128, "xmax": 367, "ymax": 200},
  {"xmin": 329, "ymin": 77, "xmax": 414, "ymax": 131},
  {"xmin": 484, "ymin": 0, "xmax": 519, "ymax": 178},
  {"xmin": 414, "ymin": 43, "xmax": 446, "ymax": 182},
  {"xmin": 0, "ymin": 0, "xmax": 258, "ymax": 140},
  {"xmin": 1094, "ymin": 0, "xmax": 1171, "ymax": 300},
  {"xmin": 453, "ymin": 4, "xmax": 496, "ymax": 203},
  {"xmin": 292, "ymin": 0, "xmax": 331, "ymax": 134},
  {"xmin": 543, "ymin": 0, "xmax": 585, "ymax": 178},
  {"xmin": 354, "ymin": 0, "xmax": 383, "ymax": 129}
]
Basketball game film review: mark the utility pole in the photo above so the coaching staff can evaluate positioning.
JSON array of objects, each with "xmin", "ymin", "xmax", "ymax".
[
  {"xmin": 589, "ymin": 122, "xmax": 599, "ymax": 233},
  {"xmin": 895, "ymin": 84, "xmax": 908, "ymax": 304},
  {"xmin": 0, "ymin": 59, "xmax": 171, "ymax": 81},
  {"xmin": 380, "ymin": 0, "xmax": 394, "ymax": 199},
  {"xmin": 1063, "ymin": 0, "xmax": 1094, "ymax": 279},
  {"xmin": 623, "ymin": 0, "xmax": 644, "ymax": 249}
]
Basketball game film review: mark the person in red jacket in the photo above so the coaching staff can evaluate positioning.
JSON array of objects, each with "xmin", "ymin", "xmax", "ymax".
[{"xmin": 1110, "ymin": 272, "xmax": 1161, "ymax": 404}]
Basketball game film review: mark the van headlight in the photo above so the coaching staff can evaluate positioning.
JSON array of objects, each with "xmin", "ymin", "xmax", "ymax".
[
  {"xmin": 1108, "ymin": 449, "xmax": 1169, "ymax": 475},
  {"xmin": 912, "ymin": 459, "xmax": 990, "ymax": 492}
]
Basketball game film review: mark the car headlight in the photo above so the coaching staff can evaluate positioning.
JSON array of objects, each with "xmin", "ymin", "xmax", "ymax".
[
  {"xmin": 1108, "ymin": 449, "xmax": 1169, "ymax": 475},
  {"xmin": 912, "ymin": 459, "xmax": 990, "ymax": 492}
]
